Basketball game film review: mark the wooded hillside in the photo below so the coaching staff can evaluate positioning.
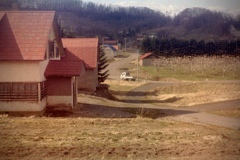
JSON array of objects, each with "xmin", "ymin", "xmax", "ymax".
[{"xmin": 1, "ymin": 0, "xmax": 240, "ymax": 43}]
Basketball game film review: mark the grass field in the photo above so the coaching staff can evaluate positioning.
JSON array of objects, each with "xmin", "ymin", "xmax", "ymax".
[
  {"xmin": 136, "ymin": 56, "xmax": 240, "ymax": 81},
  {"xmin": 0, "ymin": 115, "xmax": 239, "ymax": 160},
  {"xmin": 140, "ymin": 65, "xmax": 240, "ymax": 81}
]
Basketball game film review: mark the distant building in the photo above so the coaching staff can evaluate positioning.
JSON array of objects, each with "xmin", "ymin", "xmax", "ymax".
[
  {"xmin": 62, "ymin": 38, "xmax": 99, "ymax": 92},
  {"xmin": 139, "ymin": 52, "xmax": 159, "ymax": 66},
  {"xmin": 103, "ymin": 39, "xmax": 121, "ymax": 51},
  {"xmin": 101, "ymin": 44, "xmax": 118, "ymax": 59}
]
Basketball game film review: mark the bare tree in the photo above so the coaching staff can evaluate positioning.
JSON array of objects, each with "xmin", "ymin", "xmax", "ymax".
[{"xmin": 151, "ymin": 57, "xmax": 163, "ymax": 73}]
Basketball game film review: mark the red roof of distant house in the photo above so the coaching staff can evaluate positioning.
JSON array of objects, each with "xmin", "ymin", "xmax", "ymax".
[
  {"xmin": 62, "ymin": 38, "xmax": 99, "ymax": 69},
  {"xmin": 112, "ymin": 45, "xmax": 119, "ymax": 51},
  {"xmin": 139, "ymin": 52, "xmax": 154, "ymax": 60},
  {"xmin": 0, "ymin": 11, "xmax": 55, "ymax": 61},
  {"xmin": 45, "ymin": 51, "xmax": 85, "ymax": 77}
]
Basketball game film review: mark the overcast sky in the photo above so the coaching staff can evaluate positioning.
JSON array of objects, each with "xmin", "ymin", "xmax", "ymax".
[{"xmin": 84, "ymin": 0, "xmax": 240, "ymax": 16}]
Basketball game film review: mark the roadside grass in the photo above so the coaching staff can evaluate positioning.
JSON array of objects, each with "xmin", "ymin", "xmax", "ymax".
[
  {"xmin": 208, "ymin": 108, "xmax": 240, "ymax": 119},
  {"xmin": 0, "ymin": 116, "xmax": 240, "ymax": 159},
  {"xmin": 105, "ymin": 80, "xmax": 146, "ymax": 100}
]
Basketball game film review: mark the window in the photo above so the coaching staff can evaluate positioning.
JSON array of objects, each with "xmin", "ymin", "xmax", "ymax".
[
  {"xmin": 56, "ymin": 47, "xmax": 59, "ymax": 58},
  {"xmin": 48, "ymin": 41, "xmax": 60, "ymax": 60},
  {"xmin": 49, "ymin": 42, "xmax": 54, "ymax": 59}
]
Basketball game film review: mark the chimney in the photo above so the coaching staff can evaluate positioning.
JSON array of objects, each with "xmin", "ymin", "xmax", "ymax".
[{"xmin": 11, "ymin": 3, "xmax": 19, "ymax": 10}]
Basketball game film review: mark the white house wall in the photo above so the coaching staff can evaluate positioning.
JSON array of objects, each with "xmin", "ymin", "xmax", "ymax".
[
  {"xmin": 47, "ymin": 96, "xmax": 73, "ymax": 106},
  {"xmin": 0, "ymin": 61, "xmax": 40, "ymax": 82},
  {"xmin": 78, "ymin": 69, "xmax": 98, "ymax": 92},
  {"xmin": 39, "ymin": 59, "xmax": 49, "ymax": 81},
  {"xmin": 0, "ymin": 60, "xmax": 49, "ymax": 83},
  {"xmin": 49, "ymin": 25, "xmax": 56, "ymax": 41},
  {"xmin": 0, "ymin": 99, "xmax": 46, "ymax": 112}
]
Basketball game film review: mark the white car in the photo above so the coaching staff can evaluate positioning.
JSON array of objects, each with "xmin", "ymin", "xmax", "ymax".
[{"xmin": 120, "ymin": 72, "xmax": 136, "ymax": 81}]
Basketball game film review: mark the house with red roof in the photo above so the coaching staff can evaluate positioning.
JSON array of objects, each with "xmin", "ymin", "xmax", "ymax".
[
  {"xmin": 139, "ymin": 52, "xmax": 159, "ymax": 66},
  {"xmin": 62, "ymin": 38, "xmax": 99, "ymax": 92},
  {"xmin": 0, "ymin": 11, "xmax": 85, "ymax": 113}
]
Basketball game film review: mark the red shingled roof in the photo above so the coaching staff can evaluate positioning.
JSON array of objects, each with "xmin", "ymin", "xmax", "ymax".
[
  {"xmin": 139, "ymin": 52, "xmax": 154, "ymax": 60},
  {"xmin": 44, "ymin": 61, "xmax": 85, "ymax": 77},
  {"xmin": 0, "ymin": 11, "xmax": 55, "ymax": 61},
  {"xmin": 62, "ymin": 38, "xmax": 99, "ymax": 69},
  {"xmin": 45, "ymin": 51, "xmax": 85, "ymax": 77}
]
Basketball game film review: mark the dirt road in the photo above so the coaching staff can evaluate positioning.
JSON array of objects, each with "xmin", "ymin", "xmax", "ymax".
[
  {"xmin": 107, "ymin": 53, "xmax": 138, "ymax": 80},
  {"xmin": 107, "ymin": 54, "xmax": 240, "ymax": 130}
]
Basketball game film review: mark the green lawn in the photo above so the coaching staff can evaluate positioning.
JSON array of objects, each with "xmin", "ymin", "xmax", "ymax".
[{"xmin": 140, "ymin": 66, "xmax": 240, "ymax": 81}]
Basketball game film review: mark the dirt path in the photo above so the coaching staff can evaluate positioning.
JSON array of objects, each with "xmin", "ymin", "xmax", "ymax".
[
  {"xmin": 125, "ymin": 82, "xmax": 240, "ymax": 130},
  {"xmin": 106, "ymin": 55, "xmax": 240, "ymax": 130},
  {"xmin": 107, "ymin": 53, "xmax": 137, "ymax": 80}
]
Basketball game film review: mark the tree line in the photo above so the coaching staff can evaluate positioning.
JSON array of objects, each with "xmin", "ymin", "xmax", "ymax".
[
  {"xmin": 15, "ymin": 0, "xmax": 170, "ymax": 28},
  {"xmin": 0, "ymin": 0, "xmax": 171, "ymax": 38},
  {"xmin": 141, "ymin": 38, "xmax": 240, "ymax": 57}
]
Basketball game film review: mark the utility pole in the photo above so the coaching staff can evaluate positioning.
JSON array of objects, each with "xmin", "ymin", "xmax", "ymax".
[
  {"xmin": 102, "ymin": 37, "xmax": 107, "ymax": 45},
  {"xmin": 137, "ymin": 50, "xmax": 139, "ymax": 82},
  {"xmin": 124, "ymin": 38, "xmax": 127, "ymax": 54}
]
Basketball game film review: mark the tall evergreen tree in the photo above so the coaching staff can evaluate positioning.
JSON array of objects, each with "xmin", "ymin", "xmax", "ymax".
[{"xmin": 98, "ymin": 48, "xmax": 109, "ymax": 84}]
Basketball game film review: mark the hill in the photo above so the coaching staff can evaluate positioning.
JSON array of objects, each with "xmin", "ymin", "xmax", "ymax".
[{"xmin": 1, "ymin": 1, "xmax": 240, "ymax": 43}]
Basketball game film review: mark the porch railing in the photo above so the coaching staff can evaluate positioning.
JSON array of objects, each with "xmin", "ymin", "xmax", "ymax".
[{"xmin": 0, "ymin": 82, "xmax": 47, "ymax": 102}]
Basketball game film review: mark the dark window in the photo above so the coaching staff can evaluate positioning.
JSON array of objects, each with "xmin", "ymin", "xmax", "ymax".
[
  {"xmin": 56, "ymin": 47, "xmax": 59, "ymax": 58},
  {"xmin": 44, "ymin": 51, "xmax": 47, "ymax": 60},
  {"xmin": 49, "ymin": 42, "xmax": 54, "ymax": 58},
  {"xmin": 49, "ymin": 41, "xmax": 60, "ymax": 59}
]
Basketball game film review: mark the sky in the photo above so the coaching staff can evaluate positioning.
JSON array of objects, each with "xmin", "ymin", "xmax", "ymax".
[{"xmin": 84, "ymin": 0, "xmax": 240, "ymax": 16}]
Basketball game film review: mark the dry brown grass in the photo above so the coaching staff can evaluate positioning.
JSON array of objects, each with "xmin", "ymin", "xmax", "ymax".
[
  {"xmin": 0, "ymin": 115, "xmax": 239, "ymax": 160},
  {"xmin": 105, "ymin": 80, "xmax": 145, "ymax": 89},
  {"xmin": 208, "ymin": 108, "xmax": 240, "ymax": 119},
  {"xmin": 151, "ymin": 82, "xmax": 240, "ymax": 107},
  {"xmin": 1, "ymin": 81, "xmax": 240, "ymax": 159},
  {"xmin": 106, "ymin": 79, "xmax": 146, "ymax": 100}
]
